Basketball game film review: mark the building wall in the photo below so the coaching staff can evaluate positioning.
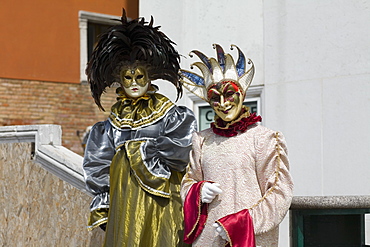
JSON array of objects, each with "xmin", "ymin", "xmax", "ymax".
[
  {"xmin": 0, "ymin": 1, "xmax": 139, "ymax": 154},
  {"xmin": 141, "ymin": 0, "xmax": 370, "ymax": 195},
  {"xmin": 0, "ymin": 78, "xmax": 117, "ymax": 155},
  {"xmin": 0, "ymin": 0, "xmax": 138, "ymax": 83},
  {"xmin": 139, "ymin": 0, "xmax": 370, "ymax": 245},
  {"xmin": 263, "ymin": 0, "xmax": 370, "ymax": 197},
  {"xmin": 0, "ymin": 142, "xmax": 105, "ymax": 246}
]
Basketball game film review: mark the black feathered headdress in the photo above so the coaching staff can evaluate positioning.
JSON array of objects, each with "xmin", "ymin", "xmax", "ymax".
[{"xmin": 86, "ymin": 9, "xmax": 182, "ymax": 111}]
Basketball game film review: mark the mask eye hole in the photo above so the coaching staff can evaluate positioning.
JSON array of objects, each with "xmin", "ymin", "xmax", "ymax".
[
  {"xmin": 210, "ymin": 95, "xmax": 220, "ymax": 103},
  {"xmin": 124, "ymin": 76, "xmax": 132, "ymax": 80},
  {"xmin": 225, "ymin": 91, "xmax": 234, "ymax": 98},
  {"xmin": 136, "ymin": 75, "xmax": 144, "ymax": 79}
]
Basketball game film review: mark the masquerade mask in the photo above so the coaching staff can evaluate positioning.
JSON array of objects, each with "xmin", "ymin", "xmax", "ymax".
[
  {"xmin": 208, "ymin": 81, "xmax": 243, "ymax": 122},
  {"xmin": 120, "ymin": 67, "xmax": 150, "ymax": 88},
  {"xmin": 119, "ymin": 67, "xmax": 150, "ymax": 98}
]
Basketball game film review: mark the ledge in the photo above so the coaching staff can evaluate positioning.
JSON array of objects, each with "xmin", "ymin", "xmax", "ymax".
[
  {"xmin": 0, "ymin": 125, "xmax": 92, "ymax": 196},
  {"xmin": 291, "ymin": 195, "xmax": 370, "ymax": 210}
]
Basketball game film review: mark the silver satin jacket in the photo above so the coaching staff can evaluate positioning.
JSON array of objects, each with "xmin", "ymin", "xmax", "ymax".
[{"xmin": 83, "ymin": 105, "xmax": 197, "ymax": 212}]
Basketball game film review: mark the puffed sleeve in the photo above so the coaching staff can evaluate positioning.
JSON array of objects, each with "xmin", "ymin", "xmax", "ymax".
[
  {"xmin": 82, "ymin": 120, "xmax": 115, "ymax": 229},
  {"xmin": 249, "ymin": 130, "xmax": 294, "ymax": 235},
  {"xmin": 122, "ymin": 105, "xmax": 196, "ymax": 199},
  {"xmin": 142, "ymin": 106, "xmax": 197, "ymax": 173}
]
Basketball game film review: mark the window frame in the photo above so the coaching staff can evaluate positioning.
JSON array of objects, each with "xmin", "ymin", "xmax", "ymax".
[{"xmin": 79, "ymin": 11, "xmax": 121, "ymax": 83}]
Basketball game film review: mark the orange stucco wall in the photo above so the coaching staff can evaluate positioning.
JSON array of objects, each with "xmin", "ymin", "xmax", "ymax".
[{"xmin": 0, "ymin": 0, "xmax": 138, "ymax": 83}]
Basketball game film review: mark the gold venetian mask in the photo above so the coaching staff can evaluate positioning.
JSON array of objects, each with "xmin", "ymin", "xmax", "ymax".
[
  {"xmin": 208, "ymin": 81, "xmax": 244, "ymax": 122},
  {"xmin": 120, "ymin": 67, "xmax": 150, "ymax": 98}
]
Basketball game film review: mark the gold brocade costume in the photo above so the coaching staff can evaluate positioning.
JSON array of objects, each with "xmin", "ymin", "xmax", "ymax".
[
  {"xmin": 83, "ymin": 91, "xmax": 196, "ymax": 247},
  {"xmin": 105, "ymin": 142, "xmax": 186, "ymax": 246},
  {"xmin": 109, "ymin": 87, "xmax": 175, "ymax": 130}
]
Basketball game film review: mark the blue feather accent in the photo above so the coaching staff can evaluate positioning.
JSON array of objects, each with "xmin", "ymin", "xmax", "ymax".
[
  {"xmin": 213, "ymin": 44, "xmax": 225, "ymax": 72},
  {"xmin": 191, "ymin": 50, "xmax": 212, "ymax": 72},
  {"xmin": 180, "ymin": 71, "xmax": 205, "ymax": 86},
  {"xmin": 235, "ymin": 46, "xmax": 246, "ymax": 77}
]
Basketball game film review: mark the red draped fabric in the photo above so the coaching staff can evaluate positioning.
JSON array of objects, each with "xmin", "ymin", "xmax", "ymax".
[
  {"xmin": 217, "ymin": 209, "xmax": 256, "ymax": 247},
  {"xmin": 183, "ymin": 181, "xmax": 256, "ymax": 246},
  {"xmin": 183, "ymin": 181, "xmax": 208, "ymax": 244}
]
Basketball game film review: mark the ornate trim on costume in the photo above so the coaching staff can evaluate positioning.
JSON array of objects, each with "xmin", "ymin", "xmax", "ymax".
[
  {"xmin": 211, "ymin": 107, "xmax": 262, "ymax": 137},
  {"xmin": 87, "ymin": 217, "xmax": 108, "ymax": 231},
  {"xmin": 90, "ymin": 204, "xmax": 110, "ymax": 212},
  {"xmin": 109, "ymin": 92, "xmax": 175, "ymax": 130},
  {"xmin": 249, "ymin": 132, "xmax": 282, "ymax": 210},
  {"xmin": 130, "ymin": 168, "xmax": 171, "ymax": 197},
  {"xmin": 125, "ymin": 140, "xmax": 171, "ymax": 198},
  {"xmin": 87, "ymin": 207, "xmax": 109, "ymax": 231},
  {"xmin": 183, "ymin": 181, "xmax": 209, "ymax": 244},
  {"xmin": 216, "ymin": 209, "xmax": 256, "ymax": 247}
]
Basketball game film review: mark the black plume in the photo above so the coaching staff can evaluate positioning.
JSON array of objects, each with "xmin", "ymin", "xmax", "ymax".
[{"xmin": 86, "ymin": 8, "xmax": 182, "ymax": 111}]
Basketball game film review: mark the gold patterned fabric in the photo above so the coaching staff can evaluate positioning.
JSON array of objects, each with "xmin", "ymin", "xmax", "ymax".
[
  {"xmin": 104, "ymin": 143, "xmax": 189, "ymax": 247},
  {"xmin": 125, "ymin": 140, "xmax": 171, "ymax": 198},
  {"xmin": 109, "ymin": 87, "xmax": 174, "ymax": 130},
  {"xmin": 88, "ymin": 208, "xmax": 109, "ymax": 229}
]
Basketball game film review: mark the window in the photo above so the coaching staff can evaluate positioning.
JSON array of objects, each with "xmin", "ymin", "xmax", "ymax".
[
  {"xmin": 87, "ymin": 22, "xmax": 111, "ymax": 62},
  {"xmin": 79, "ymin": 11, "xmax": 121, "ymax": 83}
]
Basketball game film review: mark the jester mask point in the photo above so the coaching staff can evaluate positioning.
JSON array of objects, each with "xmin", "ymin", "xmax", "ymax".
[{"xmin": 180, "ymin": 44, "xmax": 255, "ymax": 122}]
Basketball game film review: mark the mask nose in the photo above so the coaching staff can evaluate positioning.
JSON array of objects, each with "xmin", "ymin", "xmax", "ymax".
[
  {"xmin": 131, "ymin": 80, "xmax": 138, "ymax": 86},
  {"xmin": 220, "ymin": 95, "xmax": 228, "ymax": 108}
]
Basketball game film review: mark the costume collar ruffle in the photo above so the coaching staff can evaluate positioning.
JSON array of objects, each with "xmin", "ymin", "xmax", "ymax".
[
  {"xmin": 211, "ymin": 106, "xmax": 262, "ymax": 137},
  {"xmin": 109, "ymin": 86, "xmax": 174, "ymax": 130}
]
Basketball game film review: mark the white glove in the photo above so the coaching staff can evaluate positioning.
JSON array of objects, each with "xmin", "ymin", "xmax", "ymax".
[
  {"xmin": 212, "ymin": 222, "xmax": 228, "ymax": 241},
  {"xmin": 201, "ymin": 182, "xmax": 222, "ymax": 203}
]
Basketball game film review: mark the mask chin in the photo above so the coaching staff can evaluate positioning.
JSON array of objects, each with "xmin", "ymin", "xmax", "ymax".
[
  {"xmin": 122, "ymin": 83, "xmax": 149, "ymax": 98},
  {"xmin": 214, "ymin": 103, "xmax": 243, "ymax": 122}
]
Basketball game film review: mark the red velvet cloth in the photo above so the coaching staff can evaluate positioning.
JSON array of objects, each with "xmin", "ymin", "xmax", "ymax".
[
  {"xmin": 184, "ymin": 181, "xmax": 256, "ymax": 246},
  {"xmin": 183, "ymin": 181, "xmax": 208, "ymax": 244},
  {"xmin": 211, "ymin": 113, "xmax": 262, "ymax": 137},
  {"xmin": 217, "ymin": 209, "xmax": 256, "ymax": 247}
]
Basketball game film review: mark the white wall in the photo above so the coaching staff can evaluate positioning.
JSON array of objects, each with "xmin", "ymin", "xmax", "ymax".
[
  {"xmin": 140, "ymin": 0, "xmax": 370, "ymax": 245},
  {"xmin": 140, "ymin": 0, "xmax": 370, "ymax": 195},
  {"xmin": 263, "ymin": 0, "xmax": 370, "ymax": 196}
]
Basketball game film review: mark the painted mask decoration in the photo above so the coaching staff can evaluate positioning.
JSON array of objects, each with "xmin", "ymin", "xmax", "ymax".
[
  {"xmin": 120, "ymin": 67, "xmax": 150, "ymax": 98},
  {"xmin": 208, "ymin": 81, "xmax": 243, "ymax": 122}
]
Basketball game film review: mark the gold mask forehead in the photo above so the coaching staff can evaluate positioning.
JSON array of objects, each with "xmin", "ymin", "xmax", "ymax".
[
  {"xmin": 207, "ymin": 80, "xmax": 244, "ymax": 100},
  {"xmin": 120, "ymin": 66, "xmax": 150, "ymax": 88}
]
